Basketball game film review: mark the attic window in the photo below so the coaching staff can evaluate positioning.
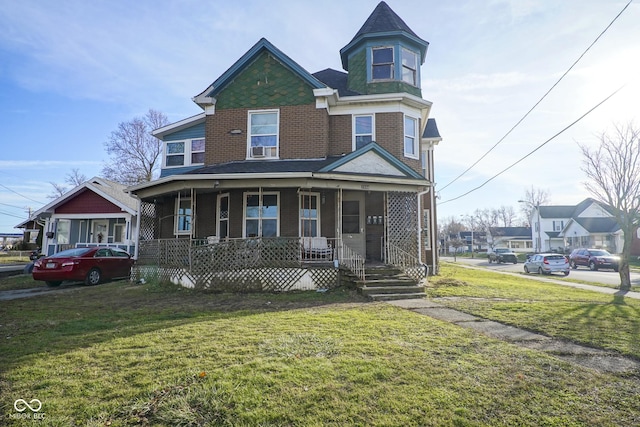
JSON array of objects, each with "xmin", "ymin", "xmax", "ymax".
[{"xmin": 372, "ymin": 47, "xmax": 394, "ymax": 80}]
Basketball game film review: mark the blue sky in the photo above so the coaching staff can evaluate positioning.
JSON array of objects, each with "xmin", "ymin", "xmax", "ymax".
[{"xmin": 0, "ymin": 0, "xmax": 638, "ymax": 232}]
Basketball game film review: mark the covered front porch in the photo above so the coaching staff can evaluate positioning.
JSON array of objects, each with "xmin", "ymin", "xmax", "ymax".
[
  {"xmin": 42, "ymin": 215, "xmax": 136, "ymax": 256},
  {"xmin": 130, "ymin": 175, "xmax": 429, "ymax": 291}
]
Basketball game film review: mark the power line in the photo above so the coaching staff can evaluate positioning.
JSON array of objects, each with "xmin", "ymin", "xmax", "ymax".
[
  {"xmin": 0, "ymin": 183, "xmax": 45, "ymax": 205},
  {"xmin": 0, "ymin": 201, "xmax": 27, "ymax": 210},
  {"xmin": 439, "ymin": 85, "xmax": 625, "ymax": 205},
  {"xmin": 438, "ymin": 0, "xmax": 633, "ymax": 192},
  {"xmin": 0, "ymin": 209, "xmax": 28, "ymax": 220}
]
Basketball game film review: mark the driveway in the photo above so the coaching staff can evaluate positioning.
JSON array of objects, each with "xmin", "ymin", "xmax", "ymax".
[{"xmin": 0, "ymin": 282, "xmax": 85, "ymax": 301}]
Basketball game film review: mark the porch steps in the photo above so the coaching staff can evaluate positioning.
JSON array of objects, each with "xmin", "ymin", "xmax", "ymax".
[{"xmin": 358, "ymin": 265, "xmax": 425, "ymax": 301}]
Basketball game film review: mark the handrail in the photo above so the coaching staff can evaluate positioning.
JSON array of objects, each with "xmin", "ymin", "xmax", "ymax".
[
  {"xmin": 337, "ymin": 241, "xmax": 365, "ymax": 282},
  {"xmin": 386, "ymin": 242, "xmax": 427, "ymax": 282}
]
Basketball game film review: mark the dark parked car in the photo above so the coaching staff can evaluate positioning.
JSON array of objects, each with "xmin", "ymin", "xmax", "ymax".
[
  {"xmin": 32, "ymin": 247, "xmax": 134, "ymax": 287},
  {"xmin": 488, "ymin": 247, "xmax": 518, "ymax": 264},
  {"xmin": 569, "ymin": 248, "xmax": 619, "ymax": 272},
  {"xmin": 524, "ymin": 253, "xmax": 570, "ymax": 276}
]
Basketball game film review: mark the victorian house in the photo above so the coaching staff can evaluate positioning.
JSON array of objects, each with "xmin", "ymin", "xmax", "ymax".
[{"xmin": 128, "ymin": 2, "xmax": 442, "ymax": 291}]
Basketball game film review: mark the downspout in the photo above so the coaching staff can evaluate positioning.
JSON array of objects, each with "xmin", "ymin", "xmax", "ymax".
[
  {"xmin": 134, "ymin": 197, "xmax": 142, "ymax": 260},
  {"xmin": 417, "ymin": 188, "xmax": 430, "ymax": 273}
]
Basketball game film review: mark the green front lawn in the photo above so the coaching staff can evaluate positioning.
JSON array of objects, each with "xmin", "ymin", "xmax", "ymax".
[
  {"xmin": 1, "ymin": 273, "xmax": 639, "ymax": 426},
  {"xmin": 429, "ymin": 262, "xmax": 640, "ymax": 358}
]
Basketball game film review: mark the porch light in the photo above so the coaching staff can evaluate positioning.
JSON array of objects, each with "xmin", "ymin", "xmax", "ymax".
[{"xmin": 229, "ymin": 129, "xmax": 242, "ymax": 135}]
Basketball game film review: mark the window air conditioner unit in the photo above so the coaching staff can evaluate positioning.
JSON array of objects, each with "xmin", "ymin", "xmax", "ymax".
[{"xmin": 252, "ymin": 146, "xmax": 265, "ymax": 157}]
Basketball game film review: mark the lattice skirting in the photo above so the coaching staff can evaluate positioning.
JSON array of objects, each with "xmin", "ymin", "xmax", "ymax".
[{"xmin": 133, "ymin": 265, "xmax": 339, "ymax": 292}]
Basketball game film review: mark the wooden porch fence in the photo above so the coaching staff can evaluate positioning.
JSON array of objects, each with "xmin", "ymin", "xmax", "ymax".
[{"xmin": 133, "ymin": 237, "xmax": 365, "ymax": 292}]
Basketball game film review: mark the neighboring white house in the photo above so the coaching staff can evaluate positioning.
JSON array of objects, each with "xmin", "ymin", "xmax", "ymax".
[
  {"xmin": 487, "ymin": 227, "xmax": 532, "ymax": 253},
  {"xmin": 529, "ymin": 198, "xmax": 622, "ymax": 253}
]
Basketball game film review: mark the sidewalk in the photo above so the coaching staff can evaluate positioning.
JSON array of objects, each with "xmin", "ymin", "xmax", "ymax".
[{"xmin": 388, "ymin": 298, "xmax": 640, "ymax": 374}]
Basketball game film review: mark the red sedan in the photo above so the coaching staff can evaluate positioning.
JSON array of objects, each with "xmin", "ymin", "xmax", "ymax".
[{"xmin": 33, "ymin": 247, "xmax": 134, "ymax": 287}]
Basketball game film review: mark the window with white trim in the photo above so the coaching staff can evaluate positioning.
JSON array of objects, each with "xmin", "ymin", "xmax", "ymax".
[
  {"xmin": 165, "ymin": 138, "xmax": 205, "ymax": 167},
  {"xmin": 353, "ymin": 115, "xmax": 374, "ymax": 150},
  {"xmin": 175, "ymin": 198, "xmax": 192, "ymax": 234},
  {"xmin": 244, "ymin": 192, "xmax": 279, "ymax": 237},
  {"xmin": 372, "ymin": 46, "xmax": 394, "ymax": 80},
  {"xmin": 404, "ymin": 115, "xmax": 418, "ymax": 158},
  {"xmin": 300, "ymin": 193, "xmax": 320, "ymax": 237},
  {"xmin": 248, "ymin": 110, "xmax": 279, "ymax": 158},
  {"xmin": 401, "ymin": 48, "xmax": 418, "ymax": 85}
]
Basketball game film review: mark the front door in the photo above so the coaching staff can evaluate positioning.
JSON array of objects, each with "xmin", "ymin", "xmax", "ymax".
[
  {"xmin": 92, "ymin": 220, "xmax": 108, "ymax": 244},
  {"xmin": 341, "ymin": 191, "xmax": 366, "ymax": 258}
]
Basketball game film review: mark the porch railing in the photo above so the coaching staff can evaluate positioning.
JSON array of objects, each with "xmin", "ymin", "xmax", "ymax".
[
  {"xmin": 135, "ymin": 237, "xmax": 369, "ymax": 291},
  {"xmin": 386, "ymin": 242, "xmax": 427, "ymax": 283},
  {"xmin": 137, "ymin": 237, "xmax": 346, "ymax": 270},
  {"xmin": 336, "ymin": 240, "xmax": 365, "ymax": 282}
]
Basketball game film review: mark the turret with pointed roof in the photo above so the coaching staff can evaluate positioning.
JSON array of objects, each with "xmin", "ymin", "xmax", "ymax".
[{"xmin": 339, "ymin": 1, "xmax": 429, "ymax": 96}]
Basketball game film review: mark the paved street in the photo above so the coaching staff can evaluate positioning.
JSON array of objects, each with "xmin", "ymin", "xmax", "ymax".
[{"xmin": 443, "ymin": 256, "xmax": 640, "ymax": 299}]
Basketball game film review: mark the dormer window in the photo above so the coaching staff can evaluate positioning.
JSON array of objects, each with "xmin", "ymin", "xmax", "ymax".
[
  {"xmin": 371, "ymin": 47, "xmax": 394, "ymax": 80},
  {"xmin": 401, "ymin": 48, "xmax": 417, "ymax": 85}
]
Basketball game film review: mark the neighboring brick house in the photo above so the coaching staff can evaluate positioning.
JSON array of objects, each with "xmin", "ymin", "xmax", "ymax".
[
  {"xmin": 128, "ymin": 2, "xmax": 441, "ymax": 289},
  {"xmin": 16, "ymin": 177, "xmax": 138, "ymax": 255}
]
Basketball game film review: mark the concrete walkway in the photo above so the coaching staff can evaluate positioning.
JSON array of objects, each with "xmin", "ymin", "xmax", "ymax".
[{"xmin": 388, "ymin": 298, "xmax": 640, "ymax": 374}]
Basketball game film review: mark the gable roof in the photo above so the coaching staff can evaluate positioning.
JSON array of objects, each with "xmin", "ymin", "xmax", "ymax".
[
  {"xmin": 319, "ymin": 142, "xmax": 425, "ymax": 179},
  {"xmin": 539, "ymin": 198, "xmax": 615, "ymax": 219},
  {"xmin": 573, "ymin": 217, "xmax": 620, "ymax": 233},
  {"xmin": 18, "ymin": 177, "xmax": 137, "ymax": 226},
  {"xmin": 193, "ymin": 38, "xmax": 326, "ymax": 108}
]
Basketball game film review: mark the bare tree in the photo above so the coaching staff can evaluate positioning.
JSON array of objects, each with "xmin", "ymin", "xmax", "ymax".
[
  {"xmin": 439, "ymin": 215, "xmax": 465, "ymax": 237},
  {"xmin": 448, "ymin": 238, "xmax": 467, "ymax": 261},
  {"xmin": 48, "ymin": 168, "xmax": 89, "ymax": 199},
  {"xmin": 579, "ymin": 122, "xmax": 640, "ymax": 291},
  {"xmin": 518, "ymin": 186, "xmax": 550, "ymax": 227},
  {"xmin": 495, "ymin": 205, "xmax": 517, "ymax": 227},
  {"xmin": 102, "ymin": 109, "xmax": 169, "ymax": 185}
]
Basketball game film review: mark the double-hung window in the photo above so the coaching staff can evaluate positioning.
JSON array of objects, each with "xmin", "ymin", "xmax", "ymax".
[
  {"xmin": 372, "ymin": 47, "xmax": 394, "ymax": 80},
  {"xmin": 401, "ymin": 48, "xmax": 418, "ymax": 85},
  {"xmin": 166, "ymin": 142, "xmax": 185, "ymax": 167},
  {"xmin": 404, "ymin": 115, "xmax": 418, "ymax": 158},
  {"xmin": 190, "ymin": 139, "xmax": 205, "ymax": 164},
  {"xmin": 354, "ymin": 115, "xmax": 374, "ymax": 150},
  {"xmin": 165, "ymin": 139, "xmax": 205, "ymax": 167},
  {"xmin": 175, "ymin": 198, "xmax": 192, "ymax": 235},
  {"xmin": 244, "ymin": 192, "xmax": 279, "ymax": 237},
  {"xmin": 249, "ymin": 110, "xmax": 279, "ymax": 158}
]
